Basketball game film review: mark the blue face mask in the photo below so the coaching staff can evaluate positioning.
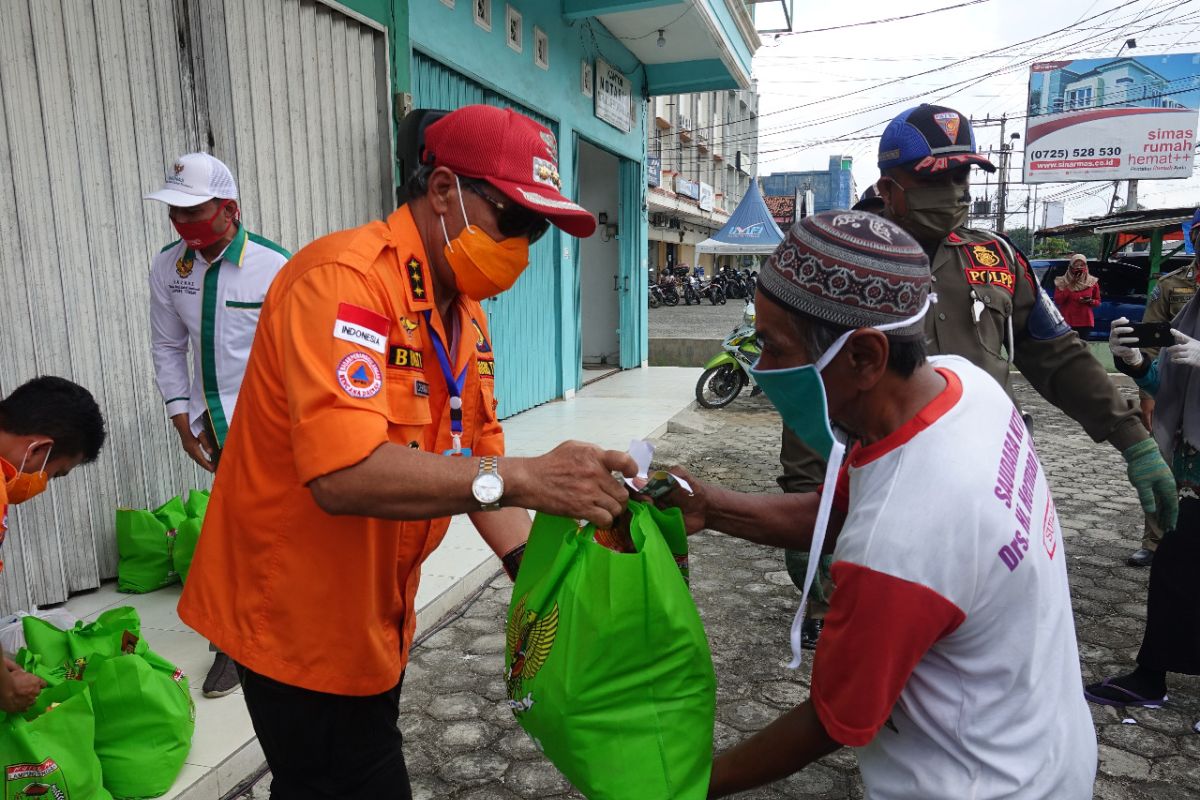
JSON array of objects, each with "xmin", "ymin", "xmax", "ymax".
[{"xmin": 751, "ymin": 298, "xmax": 932, "ymax": 668}]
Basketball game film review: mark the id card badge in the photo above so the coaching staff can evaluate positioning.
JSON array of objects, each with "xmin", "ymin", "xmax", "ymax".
[{"xmin": 442, "ymin": 432, "xmax": 472, "ymax": 457}]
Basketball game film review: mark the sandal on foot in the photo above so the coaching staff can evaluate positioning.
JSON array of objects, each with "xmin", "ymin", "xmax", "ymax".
[{"xmin": 1084, "ymin": 677, "xmax": 1166, "ymax": 708}]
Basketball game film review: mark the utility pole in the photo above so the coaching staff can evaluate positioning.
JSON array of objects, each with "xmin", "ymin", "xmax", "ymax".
[
  {"xmin": 1125, "ymin": 179, "xmax": 1139, "ymax": 212},
  {"xmin": 972, "ymin": 114, "xmax": 1019, "ymax": 233},
  {"xmin": 996, "ymin": 114, "xmax": 1009, "ymax": 233}
]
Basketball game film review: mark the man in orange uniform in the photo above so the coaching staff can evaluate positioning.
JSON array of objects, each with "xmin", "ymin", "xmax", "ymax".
[
  {"xmin": 0, "ymin": 376, "xmax": 106, "ymax": 713},
  {"xmin": 178, "ymin": 105, "xmax": 637, "ymax": 798}
]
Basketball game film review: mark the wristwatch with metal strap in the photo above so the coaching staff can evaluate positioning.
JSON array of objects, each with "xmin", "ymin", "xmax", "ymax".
[{"xmin": 472, "ymin": 456, "xmax": 504, "ymax": 511}]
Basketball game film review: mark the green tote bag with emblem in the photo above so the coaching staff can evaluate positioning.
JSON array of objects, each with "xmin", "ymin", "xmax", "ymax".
[
  {"xmin": 0, "ymin": 681, "xmax": 114, "ymax": 800},
  {"xmin": 20, "ymin": 608, "xmax": 195, "ymax": 799},
  {"xmin": 116, "ymin": 496, "xmax": 188, "ymax": 593},
  {"xmin": 504, "ymin": 500, "xmax": 715, "ymax": 799}
]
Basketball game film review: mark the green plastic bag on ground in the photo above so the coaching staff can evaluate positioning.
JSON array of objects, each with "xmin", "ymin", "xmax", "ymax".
[
  {"xmin": 20, "ymin": 608, "xmax": 195, "ymax": 799},
  {"xmin": 10, "ymin": 651, "xmax": 66, "ymax": 687},
  {"xmin": 85, "ymin": 648, "xmax": 194, "ymax": 798},
  {"xmin": 21, "ymin": 607, "xmax": 141, "ymax": 671},
  {"xmin": 505, "ymin": 501, "xmax": 715, "ymax": 799},
  {"xmin": 0, "ymin": 681, "xmax": 114, "ymax": 800},
  {"xmin": 172, "ymin": 490, "xmax": 210, "ymax": 585},
  {"xmin": 116, "ymin": 496, "xmax": 187, "ymax": 593}
]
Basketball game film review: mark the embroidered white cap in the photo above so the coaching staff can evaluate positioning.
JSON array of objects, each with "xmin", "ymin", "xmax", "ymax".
[{"xmin": 144, "ymin": 152, "xmax": 239, "ymax": 207}]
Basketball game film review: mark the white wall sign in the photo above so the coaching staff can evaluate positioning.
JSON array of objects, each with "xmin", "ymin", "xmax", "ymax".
[
  {"xmin": 534, "ymin": 26, "xmax": 549, "ymax": 69},
  {"xmin": 699, "ymin": 182, "xmax": 714, "ymax": 211},
  {"xmin": 505, "ymin": 5, "xmax": 521, "ymax": 52},
  {"xmin": 595, "ymin": 59, "xmax": 633, "ymax": 132},
  {"xmin": 675, "ymin": 176, "xmax": 700, "ymax": 201},
  {"xmin": 581, "ymin": 60, "xmax": 594, "ymax": 98}
]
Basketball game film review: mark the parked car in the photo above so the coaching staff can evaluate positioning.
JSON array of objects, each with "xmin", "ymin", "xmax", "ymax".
[{"xmin": 1030, "ymin": 258, "xmax": 1148, "ymax": 341}]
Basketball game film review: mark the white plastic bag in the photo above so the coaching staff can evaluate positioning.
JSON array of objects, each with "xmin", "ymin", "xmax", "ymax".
[{"xmin": 0, "ymin": 607, "xmax": 79, "ymax": 653}]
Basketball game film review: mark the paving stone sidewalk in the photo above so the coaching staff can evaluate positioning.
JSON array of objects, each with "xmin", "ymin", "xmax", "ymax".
[{"xmin": 245, "ymin": 376, "xmax": 1199, "ymax": 799}]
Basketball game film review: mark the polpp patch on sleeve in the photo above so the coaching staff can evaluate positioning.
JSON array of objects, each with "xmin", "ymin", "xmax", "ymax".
[
  {"xmin": 962, "ymin": 241, "xmax": 1015, "ymax": 294},
  {"xmin": 336, "ymin": 352, "xmax": 383, "ymax": 399},
  {"xmin": 1027, "ymin": 286, "xmax": 1072, "ymax": 341},
  {"xmin": 333, "ymin": 303, "xmax": 391, "ymax": 354}
]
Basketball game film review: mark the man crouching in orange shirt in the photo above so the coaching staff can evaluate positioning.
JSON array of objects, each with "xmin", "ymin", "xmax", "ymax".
[{"xmin": 178, "ymin": 105, "xmax": 637, "ymax": 798}]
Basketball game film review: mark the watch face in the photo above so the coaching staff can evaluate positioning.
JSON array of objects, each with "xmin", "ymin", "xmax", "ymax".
[{"xmin": 473, "ymin": 473, "xmax": 504, "ymax": 504}]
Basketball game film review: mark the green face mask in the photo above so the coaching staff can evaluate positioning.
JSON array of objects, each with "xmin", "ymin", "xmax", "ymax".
[{"xmin": 884, "ymin": 181, "xmax": 970, "ymax": 242}]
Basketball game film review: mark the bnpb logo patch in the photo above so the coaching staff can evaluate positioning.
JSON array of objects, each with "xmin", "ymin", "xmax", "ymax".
[{"xmin": 336, "ymin": 352, "xmax": 382, "ymax": 399}]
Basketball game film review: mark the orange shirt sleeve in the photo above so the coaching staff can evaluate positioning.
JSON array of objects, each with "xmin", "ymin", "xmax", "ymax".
[
  {"xmin": 276, "ymin": 264, "xmax": 393, "ymax": 484},
  {"xmin": 468, "ymin": 305, "xmax": 505, "ymax": 458}
]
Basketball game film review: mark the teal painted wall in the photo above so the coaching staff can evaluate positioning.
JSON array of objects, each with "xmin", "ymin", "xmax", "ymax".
[
  {"xmin": 699, "ymin": 0, "xmax": 753, "ymax": 84},
  {"xmin": 337, "ymin": 0, "xmax": 411, "ymax": 97},
  {"xmin": 409, "ymin": 0, "xmax": 650, "ymax": 401}
]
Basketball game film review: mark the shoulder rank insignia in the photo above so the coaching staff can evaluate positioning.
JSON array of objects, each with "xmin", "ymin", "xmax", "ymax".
[{"xmin": 406, "ymin": 256, "xmax": 427, "ymax": 301}]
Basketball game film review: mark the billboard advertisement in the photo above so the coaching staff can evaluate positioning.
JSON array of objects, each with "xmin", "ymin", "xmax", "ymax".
[{"xmin": 1024, "ymin": 54, "xmax": 1200, "ymax": 183}]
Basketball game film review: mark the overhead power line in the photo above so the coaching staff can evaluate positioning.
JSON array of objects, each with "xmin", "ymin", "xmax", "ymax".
[{"xmin": 780, "ymin": 0, "xmax": 991, "ymax": 36}]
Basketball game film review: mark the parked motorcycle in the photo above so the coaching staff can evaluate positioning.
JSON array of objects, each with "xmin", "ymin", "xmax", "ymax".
[
  {"xmin": 655, "ymin": 273, "xmax": 681, "ymax": 306},
  {"xmin": 648, "ymin": 284, "xmax": 662, "ymax": 308},
  {"xmin": 695, "ymin": 302, "xmax": 759, "ymax": 408},
  {"xmin": 699, "ymin": 277, "xmax": 727, "ymax": 305},
  {"xmin": 716, "ymin": 266, "xmax": 746, "ymax": 300},
  {"xmin": 681, "ymin": 275, "xmax": 701, "ymax": 305}
]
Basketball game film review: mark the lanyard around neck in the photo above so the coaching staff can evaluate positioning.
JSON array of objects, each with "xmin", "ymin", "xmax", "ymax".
[{"xmin": 423, "ymin": 310, "xmax": 470, "ymax": 455}]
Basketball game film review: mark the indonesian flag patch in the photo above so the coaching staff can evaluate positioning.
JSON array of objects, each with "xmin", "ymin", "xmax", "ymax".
[{"xmin": 333, "ymin": 303, "xmax": 391, "ymax": 354}]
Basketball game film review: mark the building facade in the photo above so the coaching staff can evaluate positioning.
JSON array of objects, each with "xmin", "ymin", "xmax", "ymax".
[
  {"xmin": 0, "ymin": 0, "xmax": 758, "ymax": 611},
  {"xmin": 646, "ymin": 84, "xmax": 760, "ymax": 277},
  {"xmin": 410, "ymin": 0, "xmax": 759, "ymax": 380},
  {"xmin": 761, "ymin": 155, "xmax": 857, "ymax": 215}
]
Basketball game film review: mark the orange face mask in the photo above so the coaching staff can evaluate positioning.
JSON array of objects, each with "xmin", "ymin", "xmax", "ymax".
[
  {"xmin": 3, "ymin": 442, "xmax": 51, "ymax": 505},
  {"xmin": 441, "ymin": 176, "xmax": 530, "ymax": 301}
]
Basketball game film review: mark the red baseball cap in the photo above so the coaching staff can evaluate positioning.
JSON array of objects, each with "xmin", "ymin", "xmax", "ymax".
[{"xmin": 423, "ymin": 105, "xmax": 597, "ymax": 238}]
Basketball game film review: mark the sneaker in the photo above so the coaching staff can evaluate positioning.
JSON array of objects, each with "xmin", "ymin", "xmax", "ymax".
[
  {"xmin": 1127, "ymin": 548, "xmax": 1154, "ymax": 567},
  {"xmin": 202, "ymin": 652, "xmax": 240, "ymax": 698},
  {"xmin": 800, "ymin": 618, "xmax": 823, "ymax": 651}
]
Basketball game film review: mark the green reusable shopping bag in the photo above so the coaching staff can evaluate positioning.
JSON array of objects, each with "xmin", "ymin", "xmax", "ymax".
[
  {"xmin": 9, "ymin": 651, "xmax": 65, "ymax": 688},
  {"xmin": 116, "ymin": 496, "xmax": 187, "ymax": 593},
  {"xmin": 85, "ymin": 648, "xmax": 194, "ymax": 799},
  {"xmin": 505, "ymin": 501, "xmax": 715, "ymax": 799},
  {"xmin": 172, "ymin": 490, "xmax": 210, "ymax": 585},
  {"xmin": 20, "ymin": 608, "xmax": 195, "ymax": 798},
  {"xmin": 21, "ymin": 607, "xmax": 141, "ymax": 671},
  {"xmin": 0, "ymin": 681, "xmax": 114, "ymax": 800}
]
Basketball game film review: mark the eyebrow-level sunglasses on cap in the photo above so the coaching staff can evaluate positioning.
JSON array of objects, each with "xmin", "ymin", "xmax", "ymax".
[{"xmin": 463, "ymin": 180, "xmax": 551, "ymax": 244}]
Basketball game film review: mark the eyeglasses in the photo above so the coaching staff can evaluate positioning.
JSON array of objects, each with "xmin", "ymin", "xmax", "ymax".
[{"xmin": 464, "ymin": 181, "xmax": 551, "ymax": 244}]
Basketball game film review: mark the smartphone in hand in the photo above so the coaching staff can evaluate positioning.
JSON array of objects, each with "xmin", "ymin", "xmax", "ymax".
[{"xmin": 1128, "ymin": 322, "xmax": 1174, "ymax": 349}]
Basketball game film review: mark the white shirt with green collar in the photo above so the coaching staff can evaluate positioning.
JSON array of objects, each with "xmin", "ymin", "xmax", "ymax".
[{"xmin": 149, "ymin": 225, "xmax": 290, "ymax": 445}]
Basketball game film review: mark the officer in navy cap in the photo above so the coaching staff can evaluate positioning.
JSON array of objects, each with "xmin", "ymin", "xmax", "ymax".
[{"xmin": 780, "ymin": 105, "xmax": 1177, "ymax": 600}]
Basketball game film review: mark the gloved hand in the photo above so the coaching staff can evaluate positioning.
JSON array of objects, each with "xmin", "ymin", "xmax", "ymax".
[
  {"xmin": 1123, "ymin": 438, "xmax": 1179, "ymax": 531},
  {"xmin": 1165, "ymin": 329, "xmax": 1200, "ymax": 368},
  {"xmin": 1109, "ymin": 317, "xmax": 1143, "ymax": 367}
]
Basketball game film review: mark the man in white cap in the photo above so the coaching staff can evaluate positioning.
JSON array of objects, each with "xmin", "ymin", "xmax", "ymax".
[{"xmin": 145, "ymin": 152, "xmax": 290, "ymax": 697}]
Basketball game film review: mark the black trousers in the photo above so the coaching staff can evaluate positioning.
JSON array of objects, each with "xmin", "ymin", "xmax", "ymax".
[
  {"xmin": 237, "ymin": 665, "xmax": 412, "ymax": 799},
  {"xmin": 1137, "ymin": 497, "xmax": 1200, "ymax": 674}
]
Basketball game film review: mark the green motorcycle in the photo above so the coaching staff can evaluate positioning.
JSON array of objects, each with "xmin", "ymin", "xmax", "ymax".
[{"xmin": 695, "ymin": 302, "xmax": 760, "ymax": 409}]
